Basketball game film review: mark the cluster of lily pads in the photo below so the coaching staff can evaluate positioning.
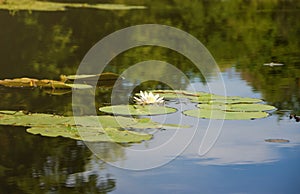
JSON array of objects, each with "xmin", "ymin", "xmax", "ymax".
[
  {"xmin": 99, "ymin": 90, "xmax": 276, "ymax": 120},
  {"xmin": 0, "ymin": 110, "xmax": 185, "ymax": 143},
  {"xmin": 0, "ymin": 76, "xmax": 276, "ymax": 143}
]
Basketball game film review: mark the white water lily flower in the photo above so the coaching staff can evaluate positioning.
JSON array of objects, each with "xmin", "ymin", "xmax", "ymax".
[{"xmin": 134, "ymin": 91, "xmax": 164, "ymax": 105}]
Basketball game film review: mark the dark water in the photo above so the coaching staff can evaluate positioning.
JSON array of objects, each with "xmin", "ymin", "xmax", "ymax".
[{"xmin": 1, "ymin": 0, "xmax": 300, "ymax": 193}]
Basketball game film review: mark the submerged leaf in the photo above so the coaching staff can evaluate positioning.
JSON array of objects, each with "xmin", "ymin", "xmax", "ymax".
[{"xmin": 99, "ymin": 105, "xmax": 177, "ymax": 116}]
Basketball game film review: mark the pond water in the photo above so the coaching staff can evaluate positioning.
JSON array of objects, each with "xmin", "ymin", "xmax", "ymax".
[{"xmin": 0, "ymin": 0, "xmax": 300, "ymax": 193}]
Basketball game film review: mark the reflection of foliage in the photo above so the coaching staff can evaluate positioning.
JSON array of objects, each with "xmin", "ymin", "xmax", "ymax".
[
  {"xmin": 0, "ymin": 125, "xmax": 119, "ymax": 193},
  {"xmin": 32, "ymin": 24, "xmax": 77, "ymax": 77},
  {"xmin": 0, "ymin": 86, "xmax": 112, "ymax": 115},
  {"xmin": 0, "ymin": 0, "xmax": 298, "ymax": 113}
]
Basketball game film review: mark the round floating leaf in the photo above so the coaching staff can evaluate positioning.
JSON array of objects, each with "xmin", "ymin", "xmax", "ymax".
[
  {"xmin": 190, "ymin": 96, "xmax": 262, "ymax": 104},
  {"xmin": 103, "ymin": 128, "xmax": 152, "ymax": 143},
  {"xmin": 0, "ymin": 112, "xmax": 74, "ymax": 126},
  {"xmin": 99, "ymin": 105, "xmax": 177, "ymax": 116},
  {"xmin": 197, "ymin": 103, "xmax": 276, "ymax": 112},
  {"xmin": 27, "ymin": 126, "xmax": 152, "ymax": 143},
  {"xmin": 183, "ymin": 109, "xmax": 269, "ymax": 120}
]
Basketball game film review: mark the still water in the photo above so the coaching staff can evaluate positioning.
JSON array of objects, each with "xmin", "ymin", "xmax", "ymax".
[{"xmin": 0, "ymin": 0, "xmax": 300, "ymax": 193}]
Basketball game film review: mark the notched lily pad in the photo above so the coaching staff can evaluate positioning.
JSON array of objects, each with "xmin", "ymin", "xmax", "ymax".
[{"xmin": 99, "ymin": 105, "xmax": 177, "ymax": 116}]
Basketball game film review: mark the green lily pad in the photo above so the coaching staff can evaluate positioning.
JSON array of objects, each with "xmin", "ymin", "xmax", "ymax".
[
  {"xmin": 197, "ymin": 103, "xmax": 276, "ymax": 112},
  {"xmin": 65, "ymin": 72, "xmax": 120, "ymax": 82},
  {"xmin": 191, "ymin": 96, "xmax": 262, "ymax": 104},
  {"xmin": 64, "ymin": 72, "xmax": 120, "ymax": 87},
  {"xmin": 27, "ymin": 126, "xmax": 152, "ymax": 143},
  {"xmin": 183, "ymin": 109, "xmax": 269, "ymax": 120},
  {"xmin": 99, "ymin": 105, "xmax": 177, "ymax": 116}
]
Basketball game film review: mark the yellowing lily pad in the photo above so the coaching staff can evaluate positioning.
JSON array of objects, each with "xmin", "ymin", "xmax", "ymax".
[
  {"xmin": 183, "ymin": 109, "xmax": 269, "ymax": 120},
  {"xmin": 0, "ymin": 0, "xmax": 146, "ymax": 12},
  {"xmin": 0, "ymin": 78, "xmax": 92, "ymax": 89},
  {"xmin": 99, "ymin": 105, "xmax": 177, "ymax": 116}
]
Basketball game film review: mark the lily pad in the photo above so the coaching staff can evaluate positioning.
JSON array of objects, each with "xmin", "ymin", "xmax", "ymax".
[
  {"xmin": 99, "ymin": 105, "xmax": 177, "ymax": 116},
  {"xmin": 183, "ymin": 109, "xmax": 269, "ymax": 120},
  {"xmin": 64, "ymin": 72, "xmax": 120, "ymax": 87},
  {"xmin": 27, "ymin": 126, "xmax": 152, "ymax": 143},
  {"xmin": 191, "ymin": 96, "xmax": 262, "ymax": 104},
  {"xmin": 197, "ymin": 103, "xmax": 276, "ymax": 112},
  {"xmin": 65, "ymin": 72, "xmax": 120, "ymax": 82}
]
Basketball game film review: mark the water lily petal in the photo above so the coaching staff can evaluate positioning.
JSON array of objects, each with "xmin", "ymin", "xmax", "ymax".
[{"xmin": 139, "ymin": 91, "xmax": 144, "ymax": 98}]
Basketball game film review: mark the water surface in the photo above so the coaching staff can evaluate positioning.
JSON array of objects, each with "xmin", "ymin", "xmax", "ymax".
[{"xmin": 0, "ymin": 0, "xmax": 300, "ymax": 193}]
